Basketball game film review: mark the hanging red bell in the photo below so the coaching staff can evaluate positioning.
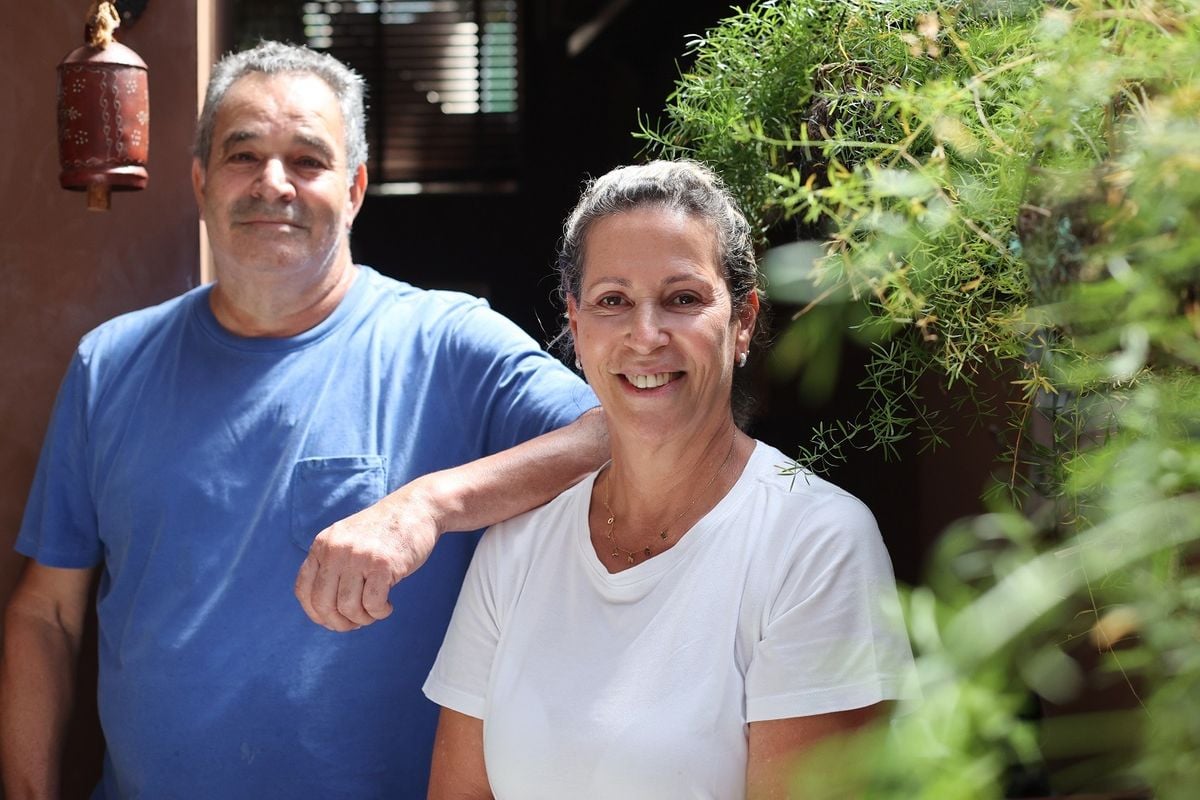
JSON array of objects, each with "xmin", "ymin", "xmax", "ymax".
[{"xmin": 57, "ymin": 2, "xmax": 150, "ymax": 211}]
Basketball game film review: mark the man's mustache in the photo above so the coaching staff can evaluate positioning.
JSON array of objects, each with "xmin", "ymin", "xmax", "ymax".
[{"xmin": 231, "ymin": 198, "xmax": 308, "ymax": 227}]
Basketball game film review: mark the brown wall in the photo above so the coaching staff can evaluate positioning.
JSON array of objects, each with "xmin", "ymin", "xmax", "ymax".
[{"xmin": 0, "ymin": 2, "xmax": 210, "ymax": 795}]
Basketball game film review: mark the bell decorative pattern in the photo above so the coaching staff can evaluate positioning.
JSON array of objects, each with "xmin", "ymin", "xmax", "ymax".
[{"xmin": 56, "ymin": 2, "xmax": 150, "ymax": 210}]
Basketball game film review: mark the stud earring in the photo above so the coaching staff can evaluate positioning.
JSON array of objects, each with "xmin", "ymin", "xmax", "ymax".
[
  {"xmin": 737, "ymin": 351, "xmax": 748, "ymax": 368},
  {"xmin": 574, "ymin": 356, "xmax": 582, "ymax": 371}
]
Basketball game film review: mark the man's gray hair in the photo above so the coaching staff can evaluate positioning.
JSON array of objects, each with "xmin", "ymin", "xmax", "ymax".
[{"xmin": 194, "ymin": 41, "xmax": 368, "ymax": 175}]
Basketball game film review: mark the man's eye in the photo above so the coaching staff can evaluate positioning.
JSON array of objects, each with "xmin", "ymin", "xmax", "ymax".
[
  {"xmin": 296, "ymin": 157, "xmax": 326, "ymax": 169},
  {"xmin": 229, "ymin": 152, "xmax": 257, "ymax": 163}
]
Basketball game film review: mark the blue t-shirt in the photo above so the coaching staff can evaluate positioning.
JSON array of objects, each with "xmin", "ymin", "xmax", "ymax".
[{"xmin": 16, "ymin": 266, "xmax": 595, "ymax": 799}]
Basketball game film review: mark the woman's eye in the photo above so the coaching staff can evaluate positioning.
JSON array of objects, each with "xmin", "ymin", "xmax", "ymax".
[
  {"xmin": 598, "ymin": 296, "xmax": 624, "ymax": 307},
  {"xmin": 673, "ymin": 293, "xmax": 699, "ymax": 306}
]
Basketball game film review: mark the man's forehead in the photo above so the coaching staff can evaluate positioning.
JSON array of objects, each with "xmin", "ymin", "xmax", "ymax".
[
  {"xmin": 213, "ymin": 73, "xmax": 346, "ymax": 149},
  {"xmin": 221, "ymin": 72, "xmax": 339, "ymax": 111},
  {"xmin": 217, "ymin": 127, "xmax": 337, "ymax": 158}
]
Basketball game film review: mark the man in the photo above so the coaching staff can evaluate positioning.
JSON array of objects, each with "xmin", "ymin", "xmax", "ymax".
[{"xmin": 0, "ymin": 42, "xmax": 604, "ymax": 798}]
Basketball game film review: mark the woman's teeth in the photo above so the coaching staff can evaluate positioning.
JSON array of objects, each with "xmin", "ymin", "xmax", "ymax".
[{"xmin": 628, "ymin": 372, "xmax": 676, "ymax": 389}]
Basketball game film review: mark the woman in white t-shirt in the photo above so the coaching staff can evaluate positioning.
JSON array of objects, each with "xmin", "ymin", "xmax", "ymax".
[{"xmin": 423, "ymin": 160, "xmax": 913, "ymax": 799}]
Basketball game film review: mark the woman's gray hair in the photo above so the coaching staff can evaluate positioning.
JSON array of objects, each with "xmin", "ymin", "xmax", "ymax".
[
  {"xmin": 557, "ymin": 159, "xmax": 762, "ymax": 338},
  {"xmin": 193, "ymin": 41, "xmax": 368, "ymax": 176}
]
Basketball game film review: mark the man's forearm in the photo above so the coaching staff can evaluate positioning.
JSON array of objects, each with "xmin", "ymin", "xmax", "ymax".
[
  {"xmin": 0, "ymin": 607, "xmax": 83, "ymax": 799},
  {"xmin": 296, "ymin": 407, "xmax": 609, "ymax": 631},
  {"xmin": 414, "ymin": 406, "xmax": 609, "ymax": 535}
]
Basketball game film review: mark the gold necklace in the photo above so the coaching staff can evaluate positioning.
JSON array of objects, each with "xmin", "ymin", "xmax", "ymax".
[{"xmin": 600, "ymin": 431, "xmax": 737, "ymax": 565}]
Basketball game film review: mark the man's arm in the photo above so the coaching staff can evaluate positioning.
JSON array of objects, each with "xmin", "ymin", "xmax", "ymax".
[
  {"xmin": 295, "ymin": 407, "xmax": 608, "ymax": 631},
  {"xmin": 0, "ymin": 562, "xmax": 96, "ymax": 800}
]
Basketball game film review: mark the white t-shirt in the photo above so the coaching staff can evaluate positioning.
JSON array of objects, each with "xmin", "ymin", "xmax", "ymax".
[{"xmin": 424, "ymin": 441, "xmax": 913, "ymax": 799}]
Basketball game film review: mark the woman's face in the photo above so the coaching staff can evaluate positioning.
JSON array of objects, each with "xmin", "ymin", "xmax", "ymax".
[{"xmin": 568, "ymin": 206, "xmax": 757, "ymax": 440}]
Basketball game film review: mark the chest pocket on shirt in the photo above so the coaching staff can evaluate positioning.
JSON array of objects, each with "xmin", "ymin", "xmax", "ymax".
[{"xmin": 290, "ymin": 455, "xmax": 388, "ymax": 551}]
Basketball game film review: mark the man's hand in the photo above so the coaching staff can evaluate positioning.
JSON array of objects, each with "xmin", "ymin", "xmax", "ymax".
[
  {"xmin": 294, "ymin": 482, "xmax": 443, "ymax": 632},
  {"xmin": 293, "ymin": 408, "xmax": 610, "ymax": 632}
]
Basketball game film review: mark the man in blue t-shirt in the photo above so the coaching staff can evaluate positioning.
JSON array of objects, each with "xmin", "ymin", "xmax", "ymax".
[{"xmin": 0, "ymin": 42, "xmax": 605, "ymax": 799}]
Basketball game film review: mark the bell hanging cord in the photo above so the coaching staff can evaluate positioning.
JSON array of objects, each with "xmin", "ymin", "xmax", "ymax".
[{"xmin": 86, "ymin": 1, "xmax": 121, "ymax": 49}]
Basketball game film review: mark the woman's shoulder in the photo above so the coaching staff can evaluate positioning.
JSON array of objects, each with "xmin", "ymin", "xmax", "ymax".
[
  {"xmin": 744, "ymin": 441, "xmax": 875, "ymax": 513},
  {"xmin": 736, "ymin": 441, "xmax": 882, "ymax": 552}
]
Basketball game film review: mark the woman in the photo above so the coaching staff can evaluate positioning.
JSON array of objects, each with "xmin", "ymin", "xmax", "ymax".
[{"xmin": 423, "ymin": 161, "xmax": 913, "ymax": 798}]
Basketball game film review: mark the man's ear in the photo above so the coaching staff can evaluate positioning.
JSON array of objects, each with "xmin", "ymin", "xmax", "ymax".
[
  {"xmin": 346, "ymin": 163, "xmax": 368, "ymax": 226},
  {"xmin": 191, "ymin": 158, "xmax": 206, "ymax": 220}
]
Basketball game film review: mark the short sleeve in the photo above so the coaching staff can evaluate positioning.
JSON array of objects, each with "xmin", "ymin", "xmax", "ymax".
[
  {"xmin": 439, "ymin": 300, "xmax": 597, "ymax": 455},
  {"xmin": 745, "ymin": 495, "xmax": 912, "ymax": 721},
  {"xmin": 15, "ymin": 352, "xmax": 104, "ymax": 568},
  {"xmin": 422, "ymin": 523, "xmax": 507, "ymax": 719}
]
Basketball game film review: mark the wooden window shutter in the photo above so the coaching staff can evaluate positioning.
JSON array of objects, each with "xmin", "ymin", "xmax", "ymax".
[{"xmin": 232, "ymin": 1, "xmax": 522, "ymax": 189}]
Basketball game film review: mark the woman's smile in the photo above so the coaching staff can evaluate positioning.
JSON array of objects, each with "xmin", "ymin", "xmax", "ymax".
[{"xmin": 622, "ymin": 371, "xmax": 683, "ymax": 390}]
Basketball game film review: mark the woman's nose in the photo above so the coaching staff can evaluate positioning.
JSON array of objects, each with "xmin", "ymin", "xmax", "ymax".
[{"xmin": 626, "ymin": 305, "xmax": 669, "ymax": 353}]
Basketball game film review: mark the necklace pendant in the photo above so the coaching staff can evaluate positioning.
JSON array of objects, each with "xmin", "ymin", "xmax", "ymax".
[
  {"xmin": 626, "ymin": 553, "xmax": 635, "ymax": 564},
  {"xmin": 611, "ymin": 548, "xmax": 620, "ymax": 559}
]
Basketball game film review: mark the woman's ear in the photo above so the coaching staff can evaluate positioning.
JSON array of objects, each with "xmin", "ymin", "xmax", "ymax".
[
  {"xmin": 567, "ymin": 295, "xmax": 580, "ymax": 342},
  {"xmin": 735, "ymin": 291, "xmax": 760, "ymax": 352}
]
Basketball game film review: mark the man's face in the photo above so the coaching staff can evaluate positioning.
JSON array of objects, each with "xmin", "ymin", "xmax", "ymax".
[{"xmin": 192, "ymin": 72, "xmax": 366, "ymax": 283}]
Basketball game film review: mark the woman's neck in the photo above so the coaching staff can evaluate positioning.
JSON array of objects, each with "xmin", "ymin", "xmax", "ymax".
[{"xmin": 600, "ymin": 420, "xmax": 751, "ymax": 541}]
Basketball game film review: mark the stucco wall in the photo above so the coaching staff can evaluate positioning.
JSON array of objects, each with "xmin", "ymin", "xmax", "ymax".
[{"xmin": 0, "ymin": 3, "xmax": 210, "ymax": 795}]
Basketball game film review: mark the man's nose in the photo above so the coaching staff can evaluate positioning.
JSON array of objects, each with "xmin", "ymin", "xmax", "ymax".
[{"xmin": 254, "ymin": 158, "xmax": 296, "ymax": 202}]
